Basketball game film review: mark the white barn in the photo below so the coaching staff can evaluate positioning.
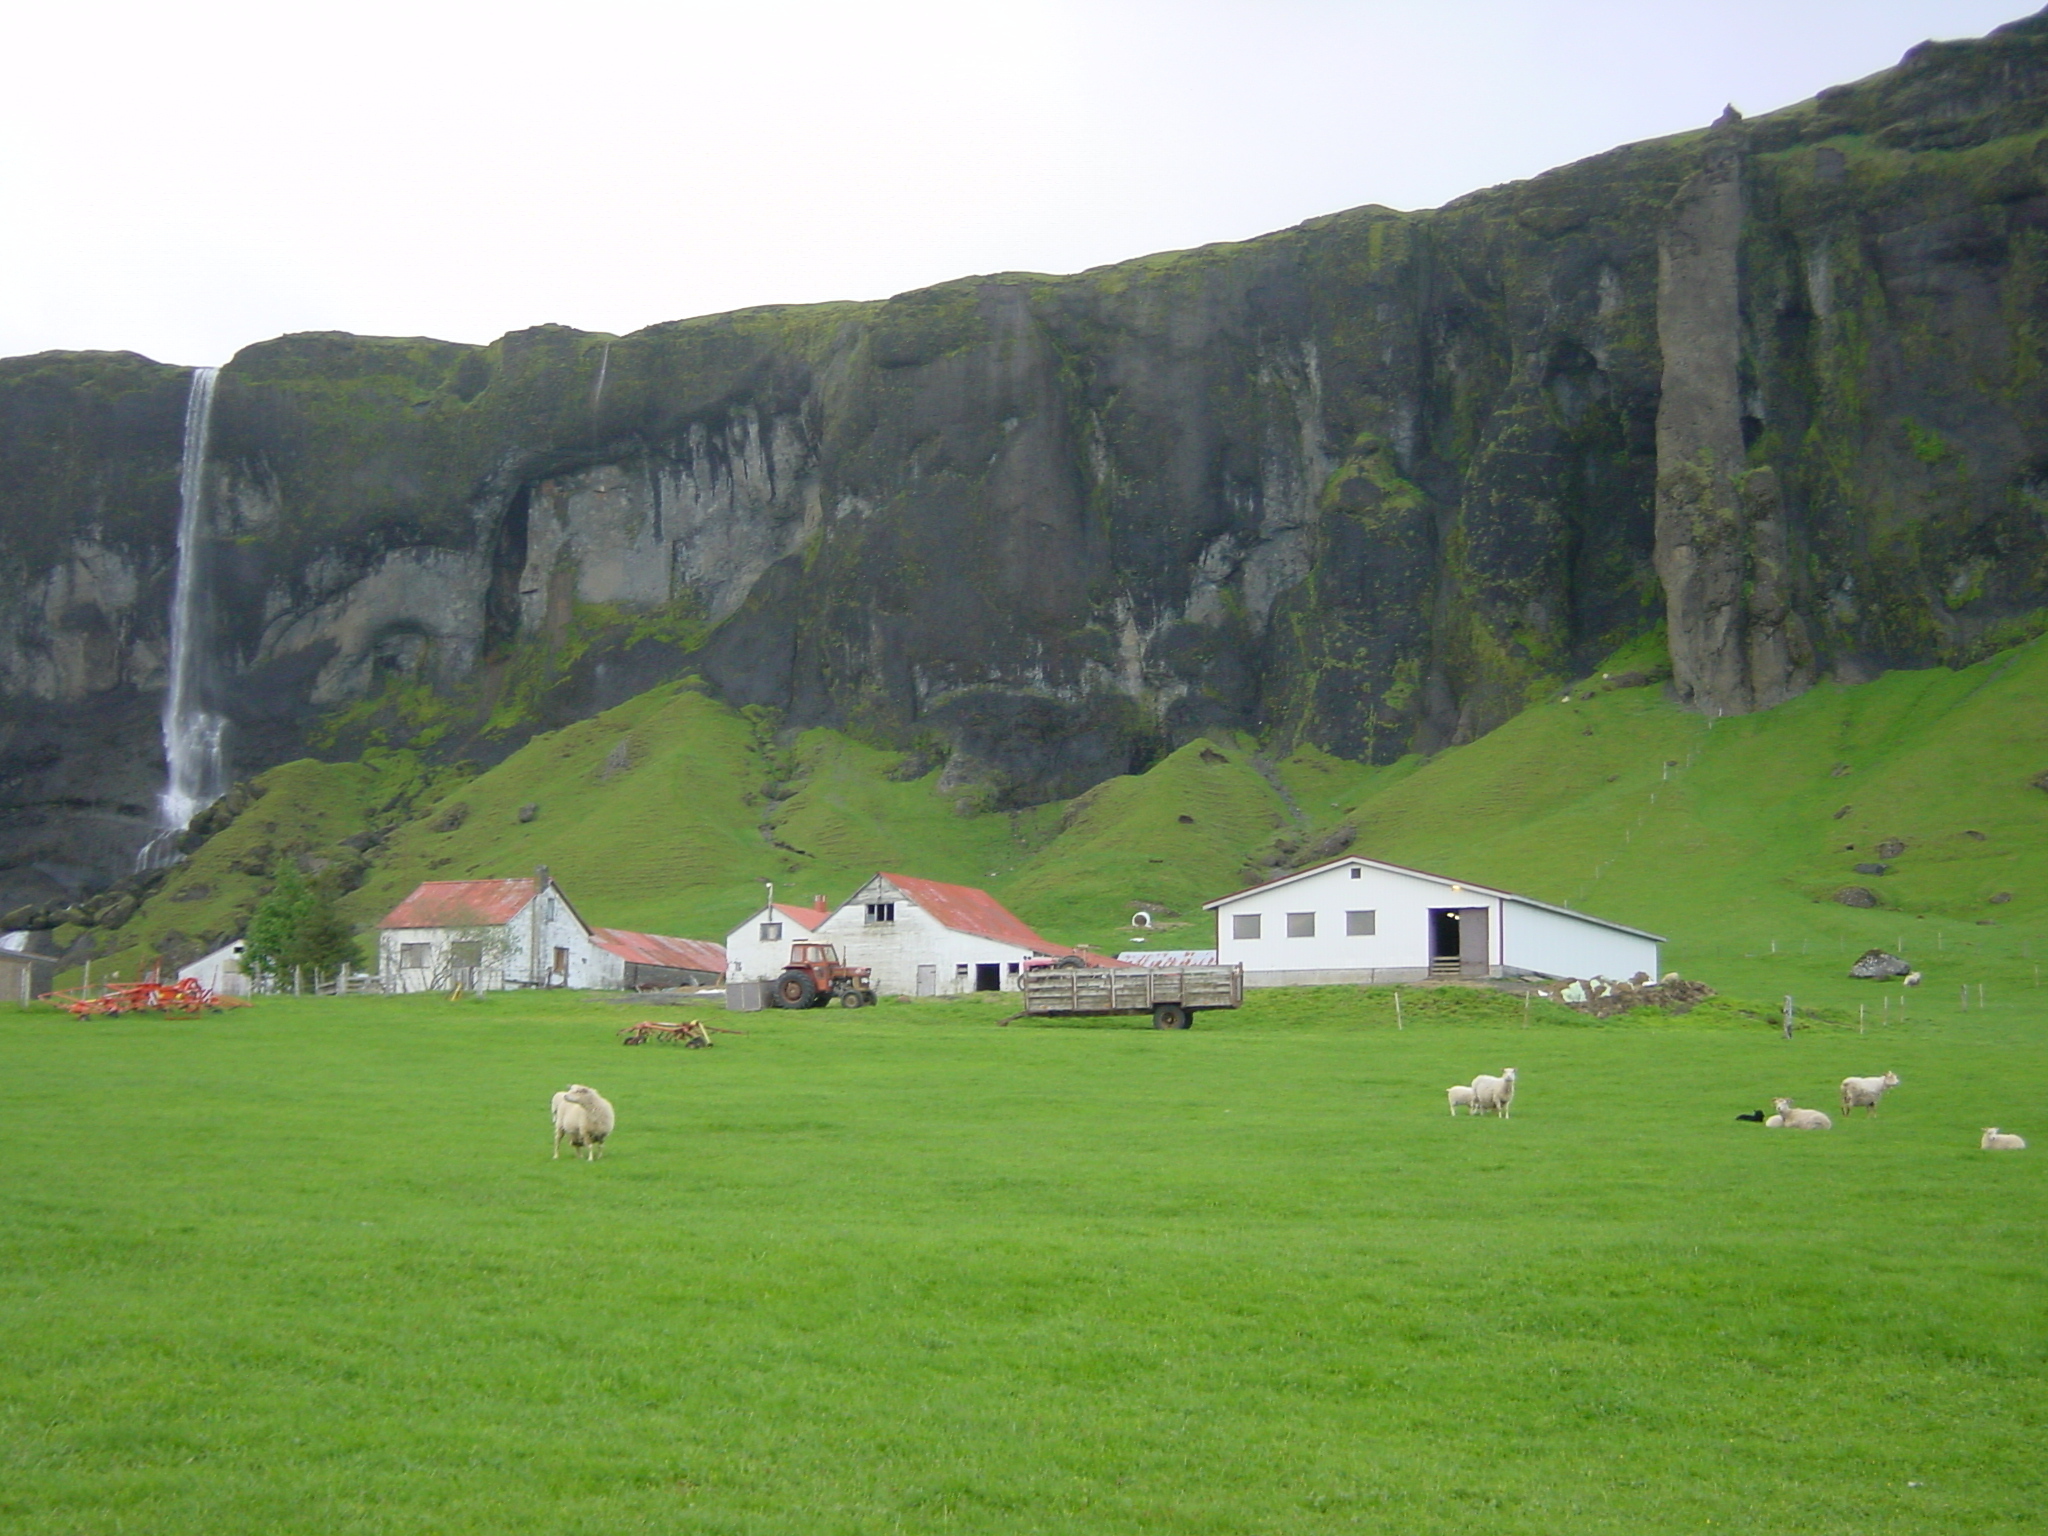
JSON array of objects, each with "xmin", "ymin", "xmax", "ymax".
[
  {"xmin": 377, "ymin": 874, "xmax": 603, "ymax": 992},
  {"xmin": 725, "ymin": 873, "xmax": 1106, "ymax": 997},
  {"xmin": 179, "ymin": 939, "xmax": 253, "ymax": 997},
  {"xmin": 723, "ymin": 898, "xmax": 833, "ymax": 984},
  {"xmin": 1204, "ymin": 856, "xmax": 1661, "ymax": 987}
]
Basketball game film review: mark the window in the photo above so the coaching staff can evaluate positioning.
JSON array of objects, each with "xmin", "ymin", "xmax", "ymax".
[
  {"xmin": 1350, "ymin": 866, "xmax": 1362, "ymax": 879},
  {"xmin": 1232, "ymin": 913, "xmax": 1262, "ymax": 940},
  {"xmin": 552, "ymin": 946, "xmax": 569, "ymax": 976},
  {"xmin": 866, "ymin": 902, "xmax": 896, "ymax": 924},
  {"xmin": 759, "ymin": 921, "xmax": 783, "ymax": 941},
  {"xmin": 399, "ymin": 943, "xmax": 430, "ymax": 969},
  {"xmin": 1007, "ymin": 962, "xmax": 1020, "ymax": 974},
  {"xmin": 955, "ymin": 963, "xmax": 970, "ymax": 975},
  {"xmin": 1286, "ymin": 912, "xmax": 1316, "ymax": 938},
  {"xmin": 447, "ymin": 941, "xmax": 483, "ymax": 968},
  {"xmin": 1347, "ymin": 910, "xmax": 1376, "ymax": 936}
]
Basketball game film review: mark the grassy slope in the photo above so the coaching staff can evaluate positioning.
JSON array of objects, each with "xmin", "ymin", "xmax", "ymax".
[{"xmin": 2, "ymin": 988, "xmax": 2041, "ymax": 1534}]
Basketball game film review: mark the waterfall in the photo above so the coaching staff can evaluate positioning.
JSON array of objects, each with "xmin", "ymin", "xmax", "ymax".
[
  {"xmin": 138, "ymin": 366, "xmax": 227, "ymax": 869},
  {"xmin": 591, "ymin": 341, "xmax": 611, "ymax": 415}
]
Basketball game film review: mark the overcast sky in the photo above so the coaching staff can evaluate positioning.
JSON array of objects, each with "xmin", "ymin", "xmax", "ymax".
[{"xmin": 2, "ymin": 0, "xmax": 2029, "ymax": 367}]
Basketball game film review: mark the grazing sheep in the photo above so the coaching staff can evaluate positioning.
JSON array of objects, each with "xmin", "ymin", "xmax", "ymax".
[
  {"xmin": 1447, "ymin": 1085, "xmax": 1476, "ymax": 1116},
  {"xmin": 1470, "ymin": 1068, "xmax": 1518, "ymax": 1119},
  {"xmin": 1981, "ymin": 1127, "xmax": 2027, "ymax": 1150},
  {"xmin": 1902, "ymin": 971, "xmax": 1922, "ymax": 987},
  {"xmin": 1840, "ymin": 1071, "xmax": 1902, "ymax": 1117},
  {"xmin": 1767, "ymin": 1096, "xmax": 1832, "ymax": 1130},
  {"xmin": 551, "ymin": 1083, "xmax": 616, "ymax": 1160}
]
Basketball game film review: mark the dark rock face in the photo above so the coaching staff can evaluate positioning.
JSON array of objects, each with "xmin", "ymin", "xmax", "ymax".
[{"xmin": 7, "ymin": 14, "xmax": 2048, "ymax": 901}]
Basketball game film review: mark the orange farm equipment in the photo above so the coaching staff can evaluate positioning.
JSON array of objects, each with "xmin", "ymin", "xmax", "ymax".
[{"xmin": 42, "ymin": 977, "xmax": 239, "ymax": 1019}]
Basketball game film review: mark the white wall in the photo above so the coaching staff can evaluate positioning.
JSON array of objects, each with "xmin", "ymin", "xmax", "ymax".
[
  {"xmin": 179, "ymin": 942, "xmax": 251, "ymax": 997},
  {"xmin": 1500, "ymin": 899, "xmax": 1659, "ymax": 981},
  {"xmin": 724, "ymin": 906, "xmax": 826, "ymax": 983},
  {"xmin": 1212, "ymin": 860, "xmax": 1657, "ymax": 984},
  {"xmin": 807, "ymin": 877, "xmax": 1040, "ymax": 996}
]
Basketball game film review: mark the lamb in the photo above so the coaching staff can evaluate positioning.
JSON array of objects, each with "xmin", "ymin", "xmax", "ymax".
[
  {"xmin": 551, "ymin": 1083, "xmax": 617, "ymax": 1161},
  {"xmin": 1470, "ymin": 1068, "xmax": 1518, "ymax": 1119},
  {"xmin": 1766, "ymin": 1096, "xmax": 1831, "ymax": 1130},
  {"xmin": 1447, "ymin": 1085, "xmax": 1476, "ymax": 1116},
  {"xmin": 1840, "ymin": 1071, "xmax": 1901, "ymax": 1117},
  {"xmin": 1981, "ymin": 1127, "xmax": 2027, "ymax": 1150}
]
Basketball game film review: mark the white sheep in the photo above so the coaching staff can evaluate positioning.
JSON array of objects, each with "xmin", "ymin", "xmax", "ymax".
[
  {"xmin": 1447, "ymin": 1085, "xmax": 1475, "ymax": 1116},
  {"xmin": 1839, "ymin": 1071, "xmax": 1901, "ymax": 1117},
  {"xmin": 551, "ymin": 1083, "xmax": 616, "ymax": 1161},
  {"xmin": 1470, "ymin": 1068, "xmax": 1518, "ymax": 1119},
  {"xmin": 1981, "ymin": 1127, "xmax": 2027, "ymax": 1150},
  {"xmin": 1767, "ymin": 1096, "xmax": 1831, "ymax": 1130},
  {"xmin": 1902, "ymin": 971, "xmax": 1922, "ymax": 987}
]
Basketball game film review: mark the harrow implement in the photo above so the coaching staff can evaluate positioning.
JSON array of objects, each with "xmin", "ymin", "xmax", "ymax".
[{"xmin": 42, "ymin": 977, "xmax": 239, "ymax": 1019}]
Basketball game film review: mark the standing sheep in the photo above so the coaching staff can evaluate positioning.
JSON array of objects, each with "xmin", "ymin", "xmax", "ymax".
[
  {"xmin": 1981, "ymin": 1128, "xmax": 2027, "ymax": 1150},
  {"xmin": 1767, "ymin": 1096, "xmax": 1832, "ymax": 1130},
  {"xmin": 551, "ymin": 1083, "xmax": 617, "ymax": 1161},
  {"xmin": 1447, "ymin": 1085, "xmax": 1476, "ymax": 1116},
  {"xmin": 1470, "ymin": 1068, "xmax": 1518, "ymax": 1119},
  {"xmin": 1840, "ymin": 1072, "xmax": 1901, "ymax": 1117}
]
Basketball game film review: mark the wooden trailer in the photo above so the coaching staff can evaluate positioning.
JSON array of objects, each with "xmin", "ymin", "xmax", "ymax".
[{"xmin": 1012, "ymin": 965, "xmax": 1243, "ymax": 1029}]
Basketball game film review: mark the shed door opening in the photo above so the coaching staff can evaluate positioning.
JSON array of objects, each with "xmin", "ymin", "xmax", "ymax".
[
  {"xmin": 1429, "ymin": 909, "xmax": 1462, "ymax": 961},
  {"xmin": 974, "ymin": 963, "xmax": 1002, "ymax": 992}
]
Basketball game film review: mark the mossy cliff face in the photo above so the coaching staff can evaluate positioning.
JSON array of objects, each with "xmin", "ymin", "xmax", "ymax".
[{"xmin": 6, "ymin": 12, "xmax": 2048, "ymax": 903}]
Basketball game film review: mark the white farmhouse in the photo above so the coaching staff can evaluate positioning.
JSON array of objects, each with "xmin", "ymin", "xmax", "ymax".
[
  {"xmin": 725, "ymin": 873, "xmax": 1105, "ymax": 997},
  {"xmin": 1204, "ymin": 856, "xmax": 1661, "ymax": 986},
  {"xmin": 179, "ymin": 939, "xmax": 253, "ymax": 997},
  {"xmin": 376, "ymin": 872, "xmax": 602, "ymax": 992}
]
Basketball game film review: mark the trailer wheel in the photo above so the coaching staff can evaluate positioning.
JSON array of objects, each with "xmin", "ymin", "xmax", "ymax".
[
  {"xmin": 1152, "ymin": 1003, "xmax": 1190, "ymax": 1030},
  {"xmin": 774, "ymin": 972, "xmax": 817, "ymax": 1008}
]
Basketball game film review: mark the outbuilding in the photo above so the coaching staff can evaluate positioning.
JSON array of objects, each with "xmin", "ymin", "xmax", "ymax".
[
  {"xmin": 723, "ymin": 897, "xmax": 833, "ymax": 984},
  {"xmin": 179, "ymin": 939, "xmax": 253, "ymax": 997},
  {"xmin": 376, "ymin": 872, "xmax": 602, "ymax": 992},
  {"xmin": 590, "ymin": 929, "xmax": 727, "ymax": 990},
  {"xmin": 1204, "ymin": 856, "xmax": 1661, "ymax": 986},
  {"xmin": 725, "ymin": 873, "xmax": 1106, "ymax": 996},
  {"xmin": 0, "ymin": 947, "xmax": 58, "ymax": 1003}
]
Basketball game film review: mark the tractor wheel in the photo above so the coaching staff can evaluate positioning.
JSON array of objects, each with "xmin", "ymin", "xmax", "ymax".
[
  {"xmin": 839, "ymin": 988, "xmax": 867, "ymax": 1008},
  {"xmin": 774, "ymin": 971, "xmax": 818, "ymax": 1009},
  {"xmin": 1054, "ymin": 954, "xmax": 1087, "ymax": 969},
  {"xmin": 1151, "ymin": 1002, "xmax": 1191, "ymax": 1030},
  {"xmin": 860, "ymin": 990, "xmax": 878, "ymax": 1008}
]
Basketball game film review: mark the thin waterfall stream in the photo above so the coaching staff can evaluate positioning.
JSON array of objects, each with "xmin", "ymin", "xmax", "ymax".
[{"xmin": 138, "ymin": 365, "xmax": 227, "ymax": 868}]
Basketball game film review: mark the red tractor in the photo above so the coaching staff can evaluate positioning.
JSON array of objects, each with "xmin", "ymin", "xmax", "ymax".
[{"xmin": 773, "ymin": 942, "xmax": 877, "ymax": 1009}]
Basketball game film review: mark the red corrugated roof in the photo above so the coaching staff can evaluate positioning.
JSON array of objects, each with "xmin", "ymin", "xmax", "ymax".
[
  {"xmin": 876, "ymin": 872, "xmax": 1123, "ymax": 963},
  {"xmin": 379, "ymin": 879, "xmax": 538, "ymax": 929},
  {"xmin": 773, "ymin": 902, "xmax": 830, "ymax": 932},
  {"xmin": 591, "ymin": 929, "xmax": 728, "ymax": 973}
]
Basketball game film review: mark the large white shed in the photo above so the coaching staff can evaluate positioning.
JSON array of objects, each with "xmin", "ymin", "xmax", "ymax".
[
  {"xmin": 1204, "ymin": 856, "xmax": 1661, "ymax": 986},
  {"xmin": 722, "ymin": 898, "xmax": 833, "ymax": 984}
]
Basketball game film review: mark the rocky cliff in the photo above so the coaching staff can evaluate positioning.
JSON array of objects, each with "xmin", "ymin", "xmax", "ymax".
[{"xmin": 6, "ymin": 12, "xmax": 2048, "ymax": 908}]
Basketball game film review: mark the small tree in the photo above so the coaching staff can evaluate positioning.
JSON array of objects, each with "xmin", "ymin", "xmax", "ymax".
[{"xmin": 244, "ymin": 860, "xmax": 363, "ymax": 985}]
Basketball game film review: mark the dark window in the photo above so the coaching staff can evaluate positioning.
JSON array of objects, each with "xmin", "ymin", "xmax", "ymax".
[
  {"xmin": 975, "ymin": 963, "xmax": 1002, "ymax": 992},
  {"xmin": 1350, "ymin": 867, "xmax": 1362, "ymax": 879},
  {"xmin": 1287, "ymin": 912, "xmax": 1316, "ymax": 938},
  {"xmin": 1346, "ymin": 910, "xmax": 1376, "ymax": 936},
  {"xmin": 1233, "ymin": 913, "xmax": 1262, "ymax": 940},
  {"xmin": 955, "ymin": 963, "xmax": 970, "ymax": 975},
  {"xmin": 759, "ymin": 921, "xmax": 783, "ymax": 941},
  {"xmin": 1007, "ymin": 962, "xmax": 1020, "ymax": 973},
  {"xmin": 399, "ymin": 943, "xmax": 430, "ymax": 968},
  {"xmin": 552, "ymin": 946, "xmax": 569, "ymax": 976},
  {"xmin": 865, "ymin": 902, "xmax": 896, "ymax": 924}
]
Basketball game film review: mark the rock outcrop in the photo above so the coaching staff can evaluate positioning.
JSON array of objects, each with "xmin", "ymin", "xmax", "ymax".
[{"xmin": 7, "ymin": 12, "xmax": 2048, "ymax": 904}]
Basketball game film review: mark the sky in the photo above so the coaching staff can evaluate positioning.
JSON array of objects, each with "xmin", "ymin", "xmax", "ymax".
[{"xmin": 2, "ymin": 0, "xmax": 2031, "ymax": 367}]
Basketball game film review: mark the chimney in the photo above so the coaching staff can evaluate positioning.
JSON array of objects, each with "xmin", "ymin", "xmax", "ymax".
[
  {"xmin": 813, "ymin": 894, "xmax": 828, "ymax": 912},
  {"xmin": 535, "ymin": 864, "xmax": 550, "ymax": 890}
]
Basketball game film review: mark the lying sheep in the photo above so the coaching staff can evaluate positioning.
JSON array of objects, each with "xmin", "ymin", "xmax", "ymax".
[
  {"xmin": 1840, "ymin": 1071, "xmax": 1901, "ymax": 1117},
  {"xmin": 1447, "ymin": 1084, "xmax": 1475, "ymax": 1116},
  {"xmin": 1470, "ymin": 1068, "xmax": 1518, "ymax": 1119},
  {"xmin": 1981, "ymin": 1127, "xmax": 2027, "ymax": 1151},
  {"xmin": 1766, "ymin": 1096, "xmax": 1831, "ymax": 1130},
  {"xmin": 551, "ymin": 1083, "xmax": 617, "ymax": 1161}
]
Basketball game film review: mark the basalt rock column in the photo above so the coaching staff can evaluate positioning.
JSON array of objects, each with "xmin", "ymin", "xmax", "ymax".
[{"xmin": 1653, "ymin": 110, "xmax": 1813, "ymax": 715}]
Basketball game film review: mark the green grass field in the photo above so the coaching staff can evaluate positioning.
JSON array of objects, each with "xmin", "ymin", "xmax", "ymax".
[{"xmin": 5, "ymin": 987, "xmax": 2042, "ymax": 1533}]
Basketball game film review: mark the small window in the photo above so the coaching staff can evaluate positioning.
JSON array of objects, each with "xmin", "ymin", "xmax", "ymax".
[
  {"xmin": 399, "ymin": 943, "xmax": 430, "ymax": 969},
  {"xmin": 1232, "ymin": 913, "xmax": 1262, "ymax": 940},
  {"xmin": 1350, "ymin": 867, "xmax": 1362, "ymax": 879},
  {"xmin": 866, "ymin": 902, "xmax": 896, "ymax": 924},
  {"xmin": 759, "ymin": 921, "xmax": 783, "ymax": 941},
  {"xmin": 1347, "ymin": 910, "xmax": 1376, "ymax": 936},
  {"xmin": 1286, "ymin": 912, "xmax": 1316, "ymax": 938},
  {"xmin": 955, "ymin": 963, "xmax": 970, "ymax": 975},
  {"xmin": 552, "ymin": 946, "xmax": 569, "ymax": 976},
  {"xmin": 447, "ymin": 941, "xmax": 483, "ymax": 968},
  {"xmin": 1007, "ymin": 962, "xmax": 1020, "ymax": 973}
]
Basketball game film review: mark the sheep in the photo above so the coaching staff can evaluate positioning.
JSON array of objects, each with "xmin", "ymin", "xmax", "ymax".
[
  {"xmin": 1981, "ymin": 1127, "xmax": 2027, "ymax": 1151},
  {"xmin": 1840, "ymin": 1071, "xmax": 1901, "ymax": 1117},
  {"xmin": 1470, "ymin": 1068, "xmax": 1518, "ymax": 1119},
  {"xmin": 1735, "ymin": 1109, "xmax": 1768, "ymax": 1122},
  {"xmin": 1447, "ymin": 1084, "xmax": 1476, "ymax": 1116},
  {"xmin": 551, "ymin": 1083, "xmax": 616, "ymax": 1161},
  {"xmin": 1902, "ymin": 971, "xmax": 1922, "ymax": 987},
  {"xmin": 1766, "ymin": 1096, "xmax": 1831, "ymax": 1130}
]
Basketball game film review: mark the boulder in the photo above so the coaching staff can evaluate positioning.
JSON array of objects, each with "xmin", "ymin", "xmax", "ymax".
[
  {"xmin": 1853, "ymin": 862, "xmax": 1889, "ymax": 875},
  {"xmin": 1835, "ymin": 886, "xmax": 1881, "ymax": 908},
  {"xmin": 1876, "ymin": 838, "xmax": 1906, "ymax": 858},
  {"xmin": 1849, "ymin": 948, "xmax": 1911, "ymax": 979},
  {"xmin": 517, "ymin": 803, "xmax": 539, "ymax": 823}
]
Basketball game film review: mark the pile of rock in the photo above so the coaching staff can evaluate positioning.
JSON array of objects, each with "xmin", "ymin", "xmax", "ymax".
[
  {"xmin": 1539, "ymin": 971, "xmax": 1715, "ymax": 1018},
  {"xmin": 1849, "ymin": 948, "xmax": 1912, "ymax": 980}
]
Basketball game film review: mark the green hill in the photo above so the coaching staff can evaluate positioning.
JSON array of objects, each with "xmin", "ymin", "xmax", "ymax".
[{"xmin": 72, "ymin": 639, "xmax": 2048, "ymax": 1016}]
